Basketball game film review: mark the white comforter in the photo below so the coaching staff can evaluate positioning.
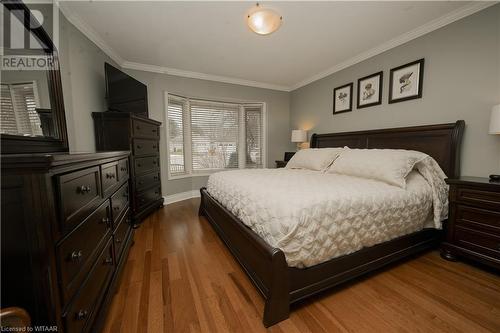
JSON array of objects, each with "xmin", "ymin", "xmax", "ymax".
[{"xmin": 206, "ymin": 158, "xmax": 448, "ymax": 268}]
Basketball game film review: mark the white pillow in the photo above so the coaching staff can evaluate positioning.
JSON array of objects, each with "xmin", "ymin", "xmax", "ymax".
[
  {"xmin": 327, "ymin": 148, "xmax": 428, "ymax": 188},
  {"xmin": 285, "ymin": 148, "xmax": 343, "ymax": 171}
]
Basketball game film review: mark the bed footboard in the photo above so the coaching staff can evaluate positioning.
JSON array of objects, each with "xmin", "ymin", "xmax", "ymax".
[{"xmin": 199, "ymin": 188, "xmax": 290, "ymax": 327}]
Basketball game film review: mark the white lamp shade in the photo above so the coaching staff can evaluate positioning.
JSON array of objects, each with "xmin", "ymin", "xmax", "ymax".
[
  {"xmin": 291, "ymin": 130, "xmax": 307, "ymax": 143},
  {"xmin": 490, "ymin": 104, "xmax": 500, "ymax": 134}
]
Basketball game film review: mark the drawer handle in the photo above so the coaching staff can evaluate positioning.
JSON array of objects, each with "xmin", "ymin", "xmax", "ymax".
[
  {"xmin": 114, "ymin": 206, "xmax": 120, "ymax": 211},
  {"xmin": 155, "ymin": 191, "xmax": 159, "ymax": 195},
  {"xmin": 137, "ymin": 145, "xmax": 142, "ymax": 149},
  {"xmin": 104, "ymin": 257, "xmax": 113, "ymax": 265},
  {"xmin": 116, "ymin": 238, "xmax": 122, "ymax": 244},
  {"xmin": 153, "ymin": 145, "xmax": 157, "ymax": 149},
  {"xmin": 78, "ymin": 185, "xmax": 91, "ymax": 193},
  {"xmin": 153, "ymin": 161, "xmax": 157, "ymax": 165},
  {"xmin": 120, "ymin": 167, "xmax": 127, "ymax": 172},
  {"xmin": 136, "ymin": 125, "xmax": 141, "ymax": 130},
  {"xmin": 153, "ymin": 176, "xmax": 158, "ymax": 180},
  {"xmin": 106, "ymin": 173, "xmax": 115, "ymax": 179},
  {"xmin": 70, "ymin": 250, "xmax": 83, "ymax": 261},
  {"xmin": 76, "ymin": 310, "xmax": 88, "ymax": 321},
  {"xmin": 137, "ymin": 163, "xmax": 142, "ymax": 167},
  {"xmin": 152, "ymin": 129, "xmax": 156, "ymax": 133},
  {"xmin": 101, "ymin": 217, "xmax": 111, "ymax": 227}
]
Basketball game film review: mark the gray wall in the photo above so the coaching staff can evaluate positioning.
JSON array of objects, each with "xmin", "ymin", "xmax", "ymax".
[
  {"xmin": 58, "ymin": 13, "xmax": 119, "ymax": 152},
  {"xmin": 123, "ymin": 69, "xmax": 291, "ymax": 195},
  {"xmin": 290, "ymin": 5, "xmax": 500, "ymax": 177}
]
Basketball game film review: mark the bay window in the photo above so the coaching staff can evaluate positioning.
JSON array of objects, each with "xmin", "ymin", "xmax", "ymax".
[{"xmin": 166, "ymin": 93, "xmax": 265, "ymax": 178}]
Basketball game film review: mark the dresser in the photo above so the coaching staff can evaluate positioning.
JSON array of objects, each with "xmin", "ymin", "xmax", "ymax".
[
  {"xmin": 441, "ymin": 177, "xmax": 500, "ymax": 270},
  {"xmin": 92, "ymin": 112, "xmax": 163, "ymax": 225},
  {"xmin": 1, "ymin": 151, "xmax": 133, "ymax": 332}
]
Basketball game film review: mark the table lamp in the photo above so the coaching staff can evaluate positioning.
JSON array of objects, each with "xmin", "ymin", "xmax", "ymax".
[
  {"xmin": 489, "ymin": 104, "xmax": 500, "ymax": 182},
  {"xmin": 291, "ymin": 129, "xmax": 307, "ymax": 151}
]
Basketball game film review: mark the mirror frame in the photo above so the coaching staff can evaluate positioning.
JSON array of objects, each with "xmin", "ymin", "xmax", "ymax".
[{"xmin": 1, "ymin": 1, "xmax": 69, "ymax": 154}]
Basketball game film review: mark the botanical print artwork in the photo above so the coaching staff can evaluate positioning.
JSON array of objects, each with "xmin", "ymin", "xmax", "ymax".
[
  {"xmin": 357, "ymin": 71, "xmax": 383, "ymax": 108},
  {"xmin": 389, "ymin": 59, "xmax": 424, "ymax": 103},
  {"xmin": 333, "ymin": 83, "xmax": 353, "ymax": 114}
]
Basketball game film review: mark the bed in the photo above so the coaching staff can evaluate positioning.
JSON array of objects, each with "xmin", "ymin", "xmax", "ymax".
[{"xmin": 199, "ymin": 121, "xmax": 465, "ymax": 327}]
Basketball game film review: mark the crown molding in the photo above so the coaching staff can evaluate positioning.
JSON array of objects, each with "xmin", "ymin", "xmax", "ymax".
[
  {"xmin": 58, "ymin": 2, "xmax": 124, "ymax": 65},
  {"xmin": 121, "ymin": 61, "xmax": 291, "ymax": 92},
  {"xmin": 58, "ymin": 1, "xmax": 496, "ymax": 93},
  {"xmin": 289, "ymin": 1, "xmax": 497, "ymax": 91}
]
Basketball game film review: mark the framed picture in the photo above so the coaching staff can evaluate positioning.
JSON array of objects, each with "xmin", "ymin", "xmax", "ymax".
[
  {"xmin": 389, "ymin": 58, "xmax": 424, "ymax": 104},
  {"xmin": 357, "ymin": 71, "xmax": 383, "ymax": 109},
  {"xmin": 333, "ymin": 83, "xmax": 353, "ymax": 114}
]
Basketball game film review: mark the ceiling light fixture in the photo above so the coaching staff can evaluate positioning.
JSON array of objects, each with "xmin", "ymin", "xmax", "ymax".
[{"xmin": 247, "ymin": 3, "xmax": 282, "ymax": 35}]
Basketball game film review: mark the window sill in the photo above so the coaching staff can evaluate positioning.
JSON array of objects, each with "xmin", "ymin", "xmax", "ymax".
[{"xmin": 167, "ymin": 170, "xmax": 227, "ymax": 180}]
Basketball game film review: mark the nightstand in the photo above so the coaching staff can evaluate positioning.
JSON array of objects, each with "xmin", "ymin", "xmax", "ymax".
[
  {"xmin": 441, "ymin": 177, "xmax": 500, "ymax": 270},
  {"xmin": 276, "ymin": 160, "xmax": 288, "ymax": 168}
]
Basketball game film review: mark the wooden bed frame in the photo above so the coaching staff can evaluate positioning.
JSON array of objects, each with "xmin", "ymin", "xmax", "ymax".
[{"xmin": 199, "ymin": 120, "xmax": 465, "ymax": 327}]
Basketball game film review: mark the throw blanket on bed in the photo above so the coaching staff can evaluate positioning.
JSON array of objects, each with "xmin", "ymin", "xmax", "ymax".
[{"xmin": 206, "ymin": 156, "xmax": 448, "ymax": 268}]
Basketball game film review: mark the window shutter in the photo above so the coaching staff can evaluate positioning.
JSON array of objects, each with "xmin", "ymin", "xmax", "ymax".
[
  {"xmin": 0, "ymin": 84, "xmax": 18, "ymax": 135},
  {"xmin": 1, "ymin": 82, "xmax": 42, "ymax": 136},
  {"xmin": 244, "ymin": 105, "xmax": 263, "ymax": 168},
  {"xmin": 190, "ymin": 100, "xmax": 240, "ymax": 172},
  {"xmin": 167, "ymin": 96, "xmax": 186, "ymax": 175}
]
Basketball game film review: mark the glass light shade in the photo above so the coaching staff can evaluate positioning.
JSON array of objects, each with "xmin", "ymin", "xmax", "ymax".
[
  {"xmin": 247, "ymin": 8, "xmax": 282, "ymax": 35},
  {"xmin": 489, "ymin": 104, "xmax": 500, "ymax": 134},
  {"xmin": 291, "ymin": 129, "xmax": 307, "ymax": 143}
]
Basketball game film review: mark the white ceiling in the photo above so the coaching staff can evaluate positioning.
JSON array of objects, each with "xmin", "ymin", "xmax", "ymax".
[{"xmin": 59, "ymin": 1, "xmax": 493, "ymax": 91}]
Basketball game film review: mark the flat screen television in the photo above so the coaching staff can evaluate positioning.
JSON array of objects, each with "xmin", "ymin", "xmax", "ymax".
[{"xmin": 105, "ymin": 62, "xmax": 148, "ymax": 117}]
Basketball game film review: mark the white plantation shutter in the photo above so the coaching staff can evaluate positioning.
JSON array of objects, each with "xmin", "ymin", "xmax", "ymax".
[
  {"xmin": 190, "ymin": 100, "xmax": 240, "ymax": 172},
  {"xmin": 167, "ymin": 96, "xmax": 186, "ymax": 175},
  {"xmin": 244, "ymin": 105, "xmax": 263, "ymax": 168},
  {"xmin": 0, "ymin": 82, "xmax": 42, "ymax": 136},
  {"xmin": 1, "ymin": 84, "xmax": 18, "ymax": 134}
]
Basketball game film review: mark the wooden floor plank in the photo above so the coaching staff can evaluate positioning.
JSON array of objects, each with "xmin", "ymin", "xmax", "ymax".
[{"xmin": 103, "ymin": 198, "xmax": 500, "ymax": 332}]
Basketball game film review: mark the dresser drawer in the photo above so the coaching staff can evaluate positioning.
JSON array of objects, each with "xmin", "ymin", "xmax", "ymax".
[
  {"xmin": 117, "ymin": 158, "xmax": 129, "ymax": 182},
  {"xmin": 455, "ymin": 205, "xmax": 500, "ymax": 234},
  {"xmin": 133, "ymin": 138, "xmax": 159, "ymax": 157},
  {"xmin": 455, "ymin": 187, "xmax": 500, "ymax": 210},
  {"xmin": 57, "ymin": 201, "xmax": 111, "ymax": 303},
  {"xmin": 111, "ymin": 183, "xmax": 129, "ymax": 223},
  {"xmin": 136, "ymin": 171, "xmax": 160, "ymax": 192},
  {"xmin": 114, "ymin": 211, "xmax": 131, "ymax": 262},
  {"xmin": 454, "ymin": 226, "xmax": 500, "ymax": 259},
  {"xmin": 57, "ymin": 166, "xmax": 102, "ymax": 231},
  {"xmin": 63, "ymin": 238, "xmax": 114, "ymax": 333},
  {"xmin": 132, "ymin": 119, "xmax": 159, "ymax": 139},
  {"xmin": 136, "ymin": 186, "xmax": 161, "ymax": 209},
  {"xmin": 134, "ymin": 156, "xmax": 159, "ymax": 175},
  {"xmin": 101, "ymin": 162, "xmax": 119, "ymax": 197}
]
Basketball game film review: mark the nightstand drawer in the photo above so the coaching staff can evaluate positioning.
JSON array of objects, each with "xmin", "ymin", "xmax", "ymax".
[
  {"xmin": 456, "ymin": 187, "xmax": 500, "ymax": 209},
  {"xmin": 455, "ymin": 205, "xmax": 500, "ymax": 234},
  {"xmin": 454, "ymin": 226, "xmax": 500, "ymax": 259}
]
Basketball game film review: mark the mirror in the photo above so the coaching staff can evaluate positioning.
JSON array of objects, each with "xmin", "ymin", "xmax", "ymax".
[{"xmin": 1, "ymin": 1, "xmax": 68, "ymax": 153}]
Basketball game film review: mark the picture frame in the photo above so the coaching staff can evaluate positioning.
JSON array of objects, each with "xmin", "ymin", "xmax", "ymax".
[
  {"xmin": 333, "ymin": 83, "xmax": 353, "ymax": 114},
  {"xmin": 389, "ymin": 58, "xmax": 424, "ymax": 104},
  {"xmin": 357, "ymin": 71, "xmax": 383, "ymax": 109}
]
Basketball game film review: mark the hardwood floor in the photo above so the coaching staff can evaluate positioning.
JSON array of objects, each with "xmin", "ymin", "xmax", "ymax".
[{"xmin": 102, "ymin": 198, "xmax": 500, "ymax": 333}]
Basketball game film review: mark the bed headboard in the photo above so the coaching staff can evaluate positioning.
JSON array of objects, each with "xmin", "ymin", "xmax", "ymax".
[{"xmin": 310, "ymin": 120, "xmax": 465, "ymax": 178}]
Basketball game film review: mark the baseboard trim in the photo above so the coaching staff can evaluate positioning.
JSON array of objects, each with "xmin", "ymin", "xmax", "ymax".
[{"xmin": 163, "ymin": 190, "xmax": 201, "ymax": 205}]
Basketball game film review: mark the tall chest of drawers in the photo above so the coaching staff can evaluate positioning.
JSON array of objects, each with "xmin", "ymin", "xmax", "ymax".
[
  {"xmin": 1, "ymin": 151, "xmax": 133, "ymax": 332},
  {"xmin": 92, "ymin": 112, "xmax": 163, "ymax": 225}
]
